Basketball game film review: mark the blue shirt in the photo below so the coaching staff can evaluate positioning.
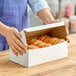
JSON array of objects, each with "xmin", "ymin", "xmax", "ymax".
[
  {"xmin": 0, "ymin": 0, "xmax": 49, "ymax": 50},
  {"xmin": 28, "ymin": 0, "xmax": 49, "ymax": 13}
]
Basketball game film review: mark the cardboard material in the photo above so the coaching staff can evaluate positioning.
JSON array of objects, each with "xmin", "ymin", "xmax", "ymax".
[{"xmin": 9, "ymin": 22, "xmax": 68, "ymax": 67}]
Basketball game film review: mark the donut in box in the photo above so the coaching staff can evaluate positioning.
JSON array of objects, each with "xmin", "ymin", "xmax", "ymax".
[{"xmin": 38, "ymin": 35, "xmax": 65, "ymax": 45}]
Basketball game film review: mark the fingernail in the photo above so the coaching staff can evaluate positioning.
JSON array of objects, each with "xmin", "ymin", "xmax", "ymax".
[{"xmin": 23, "ymin": 50, "xmax": 26, "ymax": 54}]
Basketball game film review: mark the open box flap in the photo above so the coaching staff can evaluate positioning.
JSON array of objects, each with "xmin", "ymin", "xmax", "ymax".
[{"xmin": 24, "ymin": 22, "xmax": 64, "ymax": 32}]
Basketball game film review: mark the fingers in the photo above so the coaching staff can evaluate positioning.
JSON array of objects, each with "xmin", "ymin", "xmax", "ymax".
[
  {"xmin": 66, "ymin": 36, "xmax": 70, "ymax": 43},
  {"xmin": 10, "ymin": 39, "xmax": 26, "ymax": 56},
  {"xmin": 13, "ymin": 42, "xmax": 26, "ymax": 55},
  {"xmin": 11, "ymin": 45, "xmax": 19, "ymax": 56},
  {"xmin": 43, "ymin": 17, "xmax": 60, "ymax": 25},
  {"xmin": 65, "ymin": 27, "xmax": 70, "ymax": 43},
  {"xmin": 66, "ymin": 28, "xmax": 69, "ymax": 36},
  {"xmin": 14, "ymin": 36, "xmax": 26, "ymax": 50},
  {"xmin": 12, "ymin": 27, "xmax": 22, "ymax": 39},
  {"xmin": 43, "ymin": 17, "xmax": 52, "ymax": 24}
]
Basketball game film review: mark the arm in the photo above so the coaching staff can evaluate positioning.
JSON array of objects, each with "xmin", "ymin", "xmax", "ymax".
[{"xmin": 28, "ymin": 0, "xmax": 55, "ymax": 24}]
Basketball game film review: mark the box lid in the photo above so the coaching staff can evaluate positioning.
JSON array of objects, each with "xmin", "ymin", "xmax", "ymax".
[{"xmin": 24, "ymin": 22, "xmax": 65, "ymax": 32}]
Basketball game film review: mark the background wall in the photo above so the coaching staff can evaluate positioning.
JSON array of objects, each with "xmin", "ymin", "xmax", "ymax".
[{"xmin": 28, "ymin": 0, "xmax": 76, "ymax": 27}]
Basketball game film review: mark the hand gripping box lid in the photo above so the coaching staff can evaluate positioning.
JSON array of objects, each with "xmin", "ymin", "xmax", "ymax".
[{"xmin": 9, "ymin": 22, "xmax": 68, "ymax": 67}]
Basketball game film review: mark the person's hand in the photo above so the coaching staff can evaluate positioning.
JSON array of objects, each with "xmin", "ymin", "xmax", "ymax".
[
  {"xmin": 37, "ymin": 8, "xmax": 55, "ymax": 24},
  {"xmin": 0, "ymin": 22, "xmax": 26, "ymax": 56}
]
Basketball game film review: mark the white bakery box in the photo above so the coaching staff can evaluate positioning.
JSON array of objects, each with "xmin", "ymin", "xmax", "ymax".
[{"xmin": 9, "ymin": 22, "xmax": 68, "ymax": 67}]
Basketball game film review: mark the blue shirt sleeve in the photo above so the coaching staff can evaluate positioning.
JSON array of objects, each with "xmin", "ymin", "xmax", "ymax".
[{"xmin": 28, "ymin": 0, "xmax": 49, "ymax": 14}]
